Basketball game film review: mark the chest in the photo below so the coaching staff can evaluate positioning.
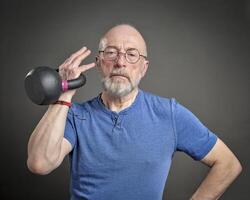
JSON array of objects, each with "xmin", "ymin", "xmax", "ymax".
[{"xmin": 73, "ymin": 112, "xmax": 175, "ymax": 170}]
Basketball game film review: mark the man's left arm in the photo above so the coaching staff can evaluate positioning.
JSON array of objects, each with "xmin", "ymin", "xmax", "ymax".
[{"xmin": 190, "ymin": 138, "xmax": 242, "ymax": 200}]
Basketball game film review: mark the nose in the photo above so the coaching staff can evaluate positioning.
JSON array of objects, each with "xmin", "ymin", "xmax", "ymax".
[{"xmin": 116, "ymin": 52, "xmax": 127, "ymax": 67}]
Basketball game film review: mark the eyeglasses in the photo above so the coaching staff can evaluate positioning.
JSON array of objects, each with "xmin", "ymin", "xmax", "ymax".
[{"xmin": 99, "ymin": 46, "xmax": 147, "ymax": 64}]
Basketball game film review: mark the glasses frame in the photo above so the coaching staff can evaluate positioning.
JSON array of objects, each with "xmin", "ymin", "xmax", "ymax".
[{"xmin": 99, "ymin": 46, "xmax": 147, "ymax": 64}]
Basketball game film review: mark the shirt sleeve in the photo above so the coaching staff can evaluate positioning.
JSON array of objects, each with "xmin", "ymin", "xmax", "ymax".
[
  {"xmin": 171, "ymin": 98, "xmax": 218, "ymax": 160},
  {"xmin": 64, "ymin": 105, "xmax": 77, "ymax": 149}
]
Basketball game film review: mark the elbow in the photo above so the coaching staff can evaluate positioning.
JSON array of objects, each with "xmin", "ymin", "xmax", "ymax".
[
  {"xmin": 226, "ymin": 156, "xmax": 243, "ymax": 178},
  {"xmin": 27, "ymin": 157, "xmax": 52, "ymax": 175},
  {"xmin": 233, "ymin": 159, "xmax": 243, "ymax": 176}
]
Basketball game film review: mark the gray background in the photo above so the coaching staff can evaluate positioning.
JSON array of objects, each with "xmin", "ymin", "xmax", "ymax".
[{"xmin": 0, "ymin": 0, "xmax": 249, "ymax": 199}]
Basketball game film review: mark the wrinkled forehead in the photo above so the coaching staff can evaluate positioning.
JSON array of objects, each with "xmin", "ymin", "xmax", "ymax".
[
  {"xmin": 99, "ymin": 28, "xmax": 147, "ymax": 55},
  {"xmin": 102, "ymin": 37, "xmax": 142, "ymax": 50}
]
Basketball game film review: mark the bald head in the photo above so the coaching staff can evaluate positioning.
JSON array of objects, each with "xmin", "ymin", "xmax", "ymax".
[{"xmin": 99, "ymin": 24, "xmax": 147, "ymax": 57}]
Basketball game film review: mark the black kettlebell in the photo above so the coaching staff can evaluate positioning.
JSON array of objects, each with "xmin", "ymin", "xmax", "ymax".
[{"xmin": 24, "ymin": 66, "xmax": 86, "ymax": 105}]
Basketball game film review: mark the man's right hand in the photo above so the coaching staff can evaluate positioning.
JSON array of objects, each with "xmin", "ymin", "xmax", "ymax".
[{"xmin": 58, "ymin": 46, "xmax": 96, "ymax": 101}]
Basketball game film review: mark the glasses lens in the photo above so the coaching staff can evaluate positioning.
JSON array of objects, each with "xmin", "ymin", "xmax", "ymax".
[
  {"xmin": 126, "ymin": 49, "xmax": 140, "ymax": 63},
  {"xmin": 104, "ymin": 47, "xmax": 118, "ymax": 60},
  {"xmin": 102, "ymin": 47, "xmax": 141, "ymax": 63}
]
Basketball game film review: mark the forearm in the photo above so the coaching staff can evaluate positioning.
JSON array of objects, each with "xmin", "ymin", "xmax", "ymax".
[
  {"xmin": 190, "ymin": 160, "xmax": 242, "ymax": 200},
  {"xmin": 27, "ymin": 100, "xmax": 70, "ymax": 173}
]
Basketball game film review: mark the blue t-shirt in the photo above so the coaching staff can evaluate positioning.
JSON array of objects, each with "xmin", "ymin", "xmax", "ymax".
[{"xmin": 64, "ymin": 89, "xmax": 217, "ymax": 200}]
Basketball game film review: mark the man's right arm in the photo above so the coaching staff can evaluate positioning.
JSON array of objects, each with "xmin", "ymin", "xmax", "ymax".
[
  {"xmin": 27, "ymin": 95, "xmax": 73, "ymax": 175},
  {"xmin": 26, "ymin": 46, "xmax": 95, "ymax": 175}
]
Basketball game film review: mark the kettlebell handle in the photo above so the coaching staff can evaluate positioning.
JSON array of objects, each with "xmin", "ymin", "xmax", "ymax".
[{"xmin": 56, "ymin": 69, "xmax": 86, "ymax": 92}]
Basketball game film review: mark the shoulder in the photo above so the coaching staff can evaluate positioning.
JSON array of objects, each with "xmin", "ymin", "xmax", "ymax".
[
  {"xmin": 141, "ymin": 90, "xmax": 173, "ymax": 106},
  {"xmin": 140, "ymin": 90, "xmax": 175, "ymax": 116}
]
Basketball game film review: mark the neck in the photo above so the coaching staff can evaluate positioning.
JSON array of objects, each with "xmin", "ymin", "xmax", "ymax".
[{"xmin": 101, "ymin": 88, "xmax": 139, "ymax": 112}]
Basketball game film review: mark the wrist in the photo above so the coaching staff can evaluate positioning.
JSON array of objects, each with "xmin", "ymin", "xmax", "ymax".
[
  {"xmin": 58, "ymin": 93, "xmax": 73, "ymax": 102},
  {"xmin": 54, "ymin": 100, "xmax": 72, "ymax": 108}
]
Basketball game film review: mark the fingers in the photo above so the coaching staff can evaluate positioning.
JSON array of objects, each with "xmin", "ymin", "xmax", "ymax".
[
  {"xmin": 59, "ymin": 46, "xmax": 95, "ymax": 80},
  {"xmin": 65, "ymin": 46, "xmax": 87, "ymax": 65},
  {"xmin": 61, "ymin": 46, "xmax": 90, "ymax": 68},
  {"xmin": 71, "ymin": 49, "xmax": 92, "ymax": 68},
  {"xmin": 77, "ymin": 62, "xmax": 96, "ymax": 73}
]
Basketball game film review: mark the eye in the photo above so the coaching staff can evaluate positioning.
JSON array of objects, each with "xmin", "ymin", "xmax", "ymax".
[
  {"xmin": 127, "ymin": 49, "xmax": 139, "ymax": 58},
  {"xmin": 104, "ymin": 48, "xmax": 118, "ymax": 57},
  {"xmin": 127, "ymin": 52, "xmax": 136, "ymax": 57},
  {"xmin": 106, "ymin": 51, "xmax": 116, "ymax": 55}
]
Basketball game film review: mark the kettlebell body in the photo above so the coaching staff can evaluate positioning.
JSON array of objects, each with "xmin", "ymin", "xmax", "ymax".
[{"xmin": 24, "ymin": 66, "xmax": 86, "ymax": 105}]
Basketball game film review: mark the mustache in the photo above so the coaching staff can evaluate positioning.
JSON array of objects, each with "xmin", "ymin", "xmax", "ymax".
[{"xmin": 109, "ymin": 69, "xmax": 130, "ymax": 80}]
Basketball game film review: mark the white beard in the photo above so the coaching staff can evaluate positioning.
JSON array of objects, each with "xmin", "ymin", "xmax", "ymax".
[{"xmin": 101, "ymin": 70, "xmax": 141, "ymax": 97}]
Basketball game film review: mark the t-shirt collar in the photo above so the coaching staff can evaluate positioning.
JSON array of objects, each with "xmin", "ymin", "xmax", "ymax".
[{"xmin": 96, "ymin": 89, "xmax": 143, "ymax": 115}]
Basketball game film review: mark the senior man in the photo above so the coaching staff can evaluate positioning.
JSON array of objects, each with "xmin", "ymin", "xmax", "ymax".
[{"xmin": 27, "ymin": 24, "xmax": 242, "ymax": 200}]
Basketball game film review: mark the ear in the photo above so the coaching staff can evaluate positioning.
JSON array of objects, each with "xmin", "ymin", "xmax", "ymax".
[
  {"xmin": 141, "ymin": 60, "xmax": 149, "ymax": 78},
  {"xmin": 96, "ymin": 56, "xmax": 102, "ymax": 71},
  {"xmin": 95, "ymin": 56, "xmax": 100, "ymax": 67}
]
